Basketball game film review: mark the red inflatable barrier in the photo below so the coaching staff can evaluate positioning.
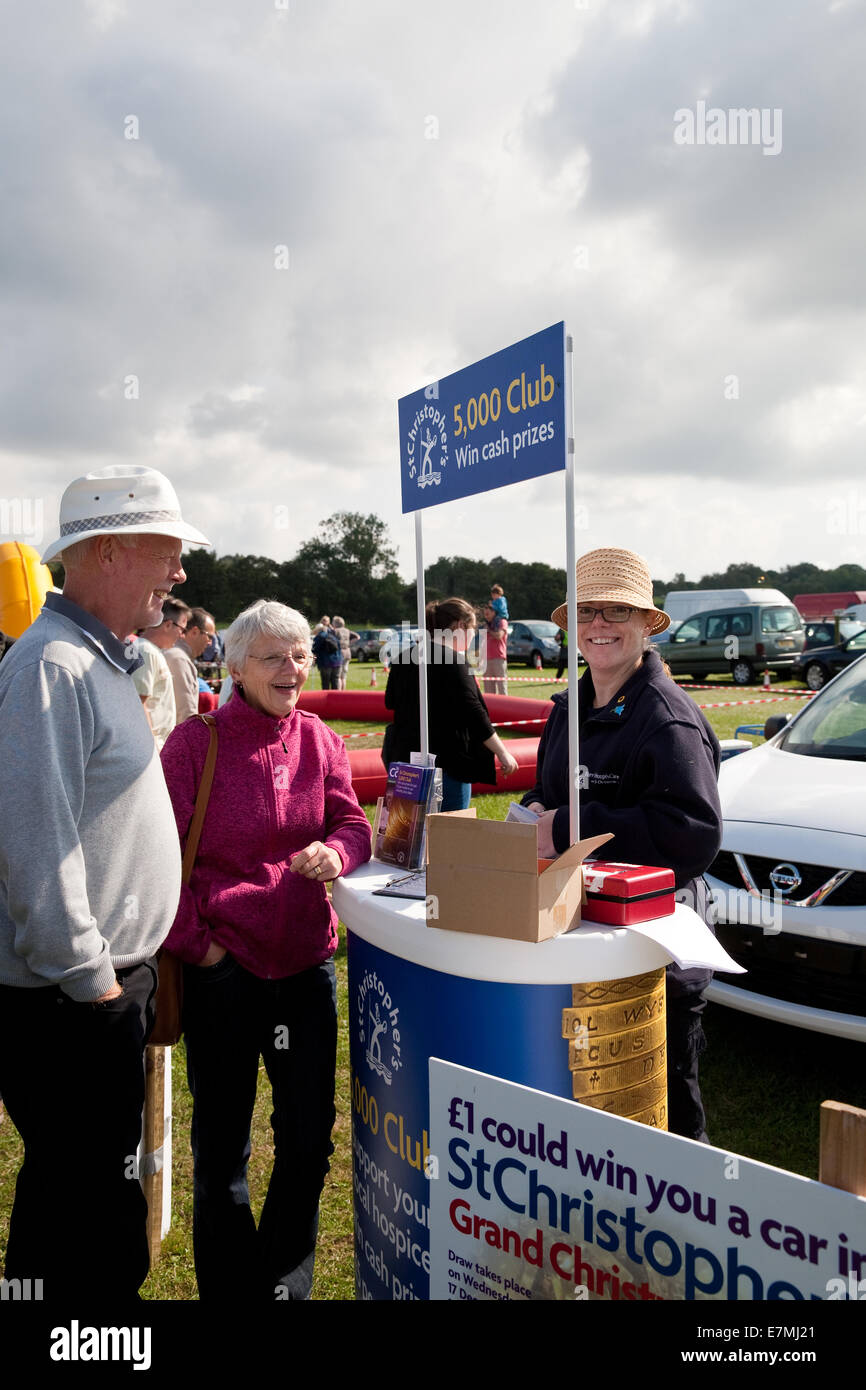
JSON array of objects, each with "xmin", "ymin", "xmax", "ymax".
[
  {"xmin": 345, "ymin": 738, "xmax": 542, "ymax": 805},
  {"xmin": 297, "ymin": 688, "xmax": 548, "ymax": 804}
]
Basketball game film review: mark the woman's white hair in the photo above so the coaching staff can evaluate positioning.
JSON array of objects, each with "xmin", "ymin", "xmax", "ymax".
[{"xmin": 224, "ymin": 600, "xmax": 311, "ymax": 670}]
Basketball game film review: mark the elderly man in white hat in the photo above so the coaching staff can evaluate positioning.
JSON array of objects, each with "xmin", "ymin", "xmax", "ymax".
[{"xmin": 0, "ymin": 465, "xmax": 209, "ymax": 1299}]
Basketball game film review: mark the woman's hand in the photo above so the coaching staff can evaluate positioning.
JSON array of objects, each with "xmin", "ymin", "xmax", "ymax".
[
  {"xmin": 485, "ymin": 732, "xmax": 518, "ymax": 778},
  {"xmin": 525, "ymin": 801, "xmax": 546, "ymax": 816},
  {"xmin": 198, "ymin": 943, "xmax": 228, "ymax": 967},
  {"xmin": 289, "ymin": 841, "xmax": 344, "ymax": 883},
  {"xmin": 535, "ymin": 809, "xmax": 558, "ymax": 859},
  {"xmin": 498, "ymin": 749, "xmax": 519, "ymax": 777}
]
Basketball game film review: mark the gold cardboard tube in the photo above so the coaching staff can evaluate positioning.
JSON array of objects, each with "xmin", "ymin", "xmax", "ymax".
[
  {"xmin": 561, "ymin": 985, "xmax": 665, "ymax": 1039},
  {"xmin": 570, "ymin": 969, "xmax": 665, "ymax": 1008},
  {"xmin": 564, "ymin": 971, "xmax": 668, "ymax": 1129},
  {"xmin": 630, "ymin": 1100, "xmax": 668, "ymax": 1130},
  {"xmin": 567, "ymin": 1015, "xmax": 667, "ymax": 1069},
  {"xmin": 578, "ymin": 1072, "xmax": 667, "ymax": 1115},
  {"xmin": 570, "ymin": 1042, "xmax": 667, "ymax": 1097}
]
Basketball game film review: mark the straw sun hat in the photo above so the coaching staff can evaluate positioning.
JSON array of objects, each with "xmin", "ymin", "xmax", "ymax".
[{"xmin": 551, "ymin": 547, "xmax": 670, "ymax": 636}]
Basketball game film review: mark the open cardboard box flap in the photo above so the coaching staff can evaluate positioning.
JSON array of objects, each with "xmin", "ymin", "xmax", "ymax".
[{"xmin": 542, "ymin": 831, "xmax": 614, "ymax": 877}]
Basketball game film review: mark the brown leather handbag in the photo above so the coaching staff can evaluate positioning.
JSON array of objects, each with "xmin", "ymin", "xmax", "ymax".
[{"xmin": 149, "ymin": 714, "xmax": 219, "ymax": 1047}]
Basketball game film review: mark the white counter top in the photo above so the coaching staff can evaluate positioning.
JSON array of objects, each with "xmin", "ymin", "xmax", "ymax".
[{"xmin": 332, "ymin": 860, "xmax": 735, "ymax": 985}]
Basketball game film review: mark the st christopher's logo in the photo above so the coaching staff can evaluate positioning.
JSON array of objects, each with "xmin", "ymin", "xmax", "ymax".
[
  {"xmin": 356, "ymin": 967, "xmax": 403, "ymax": 1086},
  {"xmin": 406, "ymin": 401, "xmax": 448, "ymax": 490}
]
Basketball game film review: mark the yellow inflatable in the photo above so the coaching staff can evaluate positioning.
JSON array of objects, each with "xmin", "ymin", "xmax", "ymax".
[{"xmin": 0, "ymin": 542, "xmax": 53, "ymax": 639}]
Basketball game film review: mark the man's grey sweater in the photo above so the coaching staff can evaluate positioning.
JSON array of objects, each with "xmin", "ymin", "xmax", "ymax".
[{"xmin": 0, "ymin": 594, "xmax": 182, "ymax": 1001}]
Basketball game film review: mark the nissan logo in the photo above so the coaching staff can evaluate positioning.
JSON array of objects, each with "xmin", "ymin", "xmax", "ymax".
[{"xmin": 769, "ymin": 862, "xmax": 802, "ymax": 893}]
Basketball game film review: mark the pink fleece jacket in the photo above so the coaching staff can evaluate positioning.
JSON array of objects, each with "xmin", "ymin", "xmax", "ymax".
[{"xmin": 160, "ymin": 691, "xmax": 371, "ymax": 978}]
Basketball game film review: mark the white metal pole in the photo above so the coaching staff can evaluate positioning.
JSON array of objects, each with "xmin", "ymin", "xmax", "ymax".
[
  {"xmin": 414, "ymin": 510, "xmax": 429, "ymax": 757},
  {"xmin": 564, "ymin": 332, "xmax": 580, "ymax": 845}
]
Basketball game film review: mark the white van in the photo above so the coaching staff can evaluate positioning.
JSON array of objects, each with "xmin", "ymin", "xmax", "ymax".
[{"xmin": 662, "ymin": 588, "xmax": 793, "ymax": 628}]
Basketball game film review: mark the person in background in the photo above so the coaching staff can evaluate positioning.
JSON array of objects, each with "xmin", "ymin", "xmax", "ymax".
[
  {"xmin": 312, "ymin": 617, "xmax": 342, "ymax": 690},
  {"xmin": 490, "ymin": 583, "xmax": 509, "ymax": 622},
  {"xmin": 384, "ymin": 597, "xmax": 518, "ymax": 811},
  {"xmin": 481, "ymin": 602, "xmax": 508, "ymax": 696},
  {"xmin": 0, "ymin": 464, "xmax": 208, "ymax": 1298},
  {"xmin": 198, "ymin": 627, "xmax": 224, "ymax": 686},
  {"xmin": 331, "ymin": 616, "xmax": 359, "ymax": 691},
  {"xmin": 164, "ymin": 605, "xmax": 216, "ymax": 723},
  {"xmin": 199, "ymin": 627, "xmax": 223, "ymax": 665},
  {"xmin": 521, "ymin": 548, "xmax": 722, "ymax": 1143},
  {"xmin": 160, "ymin": 600, "xmax": 371, "ymax": 1301},
  {"xmin": 555, "ymin": 626, "xmax": 567, "ymax": 681},
  {"xmin": 132, "ymin": 618, "xmax": 177, "ymax": 749}
]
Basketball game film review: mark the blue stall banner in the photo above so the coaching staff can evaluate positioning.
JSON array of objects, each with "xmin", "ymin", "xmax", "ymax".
[
  {"xmin": 348, "ymin": 929, "xmax": 575, "ymax": 1301},
  {"xmin": 398, "ymin": 322, "xmax": 567, "ymax": 514}
]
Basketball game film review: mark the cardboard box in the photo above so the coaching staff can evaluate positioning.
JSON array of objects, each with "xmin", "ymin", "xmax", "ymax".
[{"xmin": 425, "ymin": 813, "xmax": 612, "ymax": 943}]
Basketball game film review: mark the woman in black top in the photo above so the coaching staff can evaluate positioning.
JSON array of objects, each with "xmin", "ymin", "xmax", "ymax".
[
  {"xmin": 523, "ymin": 549, "xmax": 722, "ymax": 1143},
  {"xmin": 384, "ymin": 597, "xmax": 518, "ymax": 811}
]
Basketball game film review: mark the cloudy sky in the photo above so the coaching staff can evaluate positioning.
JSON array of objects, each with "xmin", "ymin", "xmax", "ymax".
[{"xmin": 1, "ymin": 0, "xmax": 864, "ymax": 589}]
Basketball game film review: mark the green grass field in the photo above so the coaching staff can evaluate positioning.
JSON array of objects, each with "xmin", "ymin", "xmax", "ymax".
[{"xmin": 2, "ymin": 659, "xmax": 859, "ymax": 1301}]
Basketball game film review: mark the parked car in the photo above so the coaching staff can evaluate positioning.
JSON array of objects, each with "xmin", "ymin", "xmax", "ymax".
[
  {"xmin": 704, "ymin": 653, "xmax": 866, "ymax": 1041},
  {"xmin": 506, "ymin": 620, "xmax": 561, "ymax": 668},
  {"xmin": 802, "ymin": 619, "xmax": 865, "ymax": 649},
  {"xmin": 350, "ymin": 628, "xmax": 385, "ymax": 661},
  {"xmin": 793, "ymin": 628, "xmax": 866, "ymax": 690},
  {"xmin": 657, "ymin": 601, "xmax": 805, "ymax": 684}
]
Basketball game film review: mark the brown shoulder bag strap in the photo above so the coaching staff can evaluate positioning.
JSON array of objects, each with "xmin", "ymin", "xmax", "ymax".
[{"xmin": 181, "ymin": 714, "xmax": 218, "ymax": 885}]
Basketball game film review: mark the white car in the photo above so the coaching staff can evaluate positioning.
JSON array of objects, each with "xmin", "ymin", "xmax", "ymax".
[{"xmin": 705, "ymin": 653, "xmax": 866, "ymax": 1041}]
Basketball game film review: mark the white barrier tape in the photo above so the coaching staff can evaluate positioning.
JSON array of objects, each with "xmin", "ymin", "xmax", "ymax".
[
  {"xmin": 483, "ymin": 675, "xmax": 567, "ymax": 684},
  {"xmin": 342, "ymin": 716, "xmax": 547, "ymax": 739},
  {"xmin": 696, "ymin": 695, "xmax": 816, "ymax": 710},
  {"xmin": 676, "ymin": 683, "xmax": 811, "ymax": 693}
]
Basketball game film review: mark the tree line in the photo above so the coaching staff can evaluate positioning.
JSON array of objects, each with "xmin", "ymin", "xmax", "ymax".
[
  {"xmin": 172, "ymin": 514, "xmax": 571, "ymax": 625},
  {"xmin": 52, "ymin": 511, "xmax": 863, "ymax": 626},
  {"xmin": 657, "ymin": 560, "xmax": 866, "ymax": 598}
]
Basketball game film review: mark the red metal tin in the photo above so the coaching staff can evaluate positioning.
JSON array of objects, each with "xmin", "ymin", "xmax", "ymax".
[{"xmin": 581, "ymin": 861, "xmax": 676, "ymax": 926}]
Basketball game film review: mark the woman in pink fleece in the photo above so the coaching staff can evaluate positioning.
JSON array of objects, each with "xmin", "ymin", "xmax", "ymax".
[{"xmin": 161, "ymin": 599, "xmax": 371, "ymax": 1301}]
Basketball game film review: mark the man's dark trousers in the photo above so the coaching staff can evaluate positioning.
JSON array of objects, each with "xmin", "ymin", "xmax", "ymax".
[{"xmin": 0, "ymin": 959, "xmax": 158, "ymax": 1299}]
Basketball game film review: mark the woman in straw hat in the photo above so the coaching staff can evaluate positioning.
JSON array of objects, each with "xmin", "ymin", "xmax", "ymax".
[{"xmin": 522, "ymin": 547, "xmax": 722, "ymax": 1142}]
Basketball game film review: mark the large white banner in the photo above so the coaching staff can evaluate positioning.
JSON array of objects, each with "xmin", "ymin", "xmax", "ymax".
[{"xmin": 429, "ymin": 1060, "xmax": 866, "ymax": 1302}]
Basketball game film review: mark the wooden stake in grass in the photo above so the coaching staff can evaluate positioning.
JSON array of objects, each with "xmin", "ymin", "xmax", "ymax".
[
  {"xmin": 142, "ymin": 1045, "xmax": 166, "ymax": 1264},
  {"xmin": 819, "ymin": 1100, "xmax": 866, "ymax": 1197}
]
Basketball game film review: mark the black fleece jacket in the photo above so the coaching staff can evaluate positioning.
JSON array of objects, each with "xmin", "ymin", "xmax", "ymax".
[{"xmin": 522, "ymin": 647, "xmax": 722, "ymax": 904}]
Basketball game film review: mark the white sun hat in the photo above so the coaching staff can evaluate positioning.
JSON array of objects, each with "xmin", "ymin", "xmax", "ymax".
[{"xmin": 41, "ymin": 466, "xmax": 210, "ymax": 564}]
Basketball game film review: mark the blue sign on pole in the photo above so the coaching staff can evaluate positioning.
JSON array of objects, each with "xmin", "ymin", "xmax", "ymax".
[{"xmin": 398, "ymin": 322, "xmax": 567, "ymax": 514}]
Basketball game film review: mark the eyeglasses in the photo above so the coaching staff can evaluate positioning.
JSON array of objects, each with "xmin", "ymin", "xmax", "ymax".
[
  {"xmin": 576, "ymin": 606, "xmax": 635, "ymax": 624},
  {"xmin": 248, "ymin": 650, "xmax": 311, "ymax": 670},
  {"xmin": 163, "ymin": 618, "xmax": 187, "ymax": 632}
]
